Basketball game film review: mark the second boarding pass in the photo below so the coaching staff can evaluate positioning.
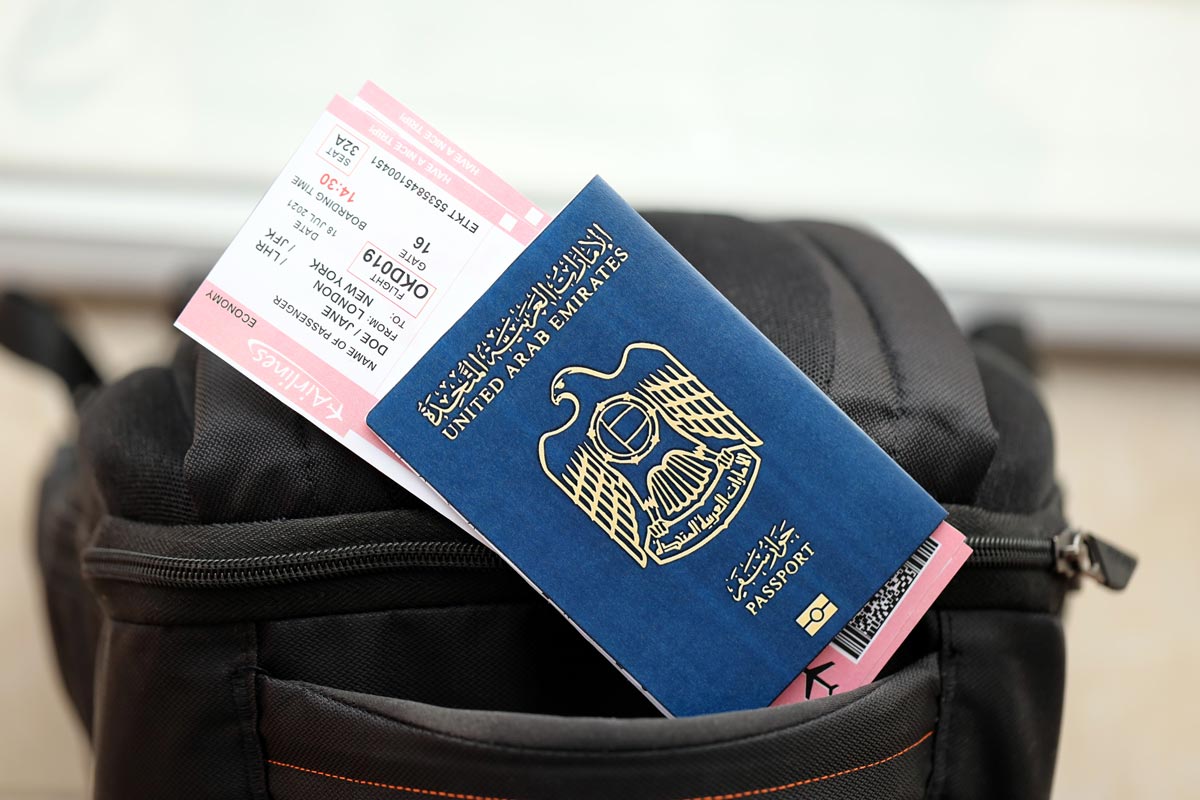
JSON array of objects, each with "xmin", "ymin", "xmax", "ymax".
[{"xmin": 176, "ymin": 87, "xmax": 547, "ymax": 530}]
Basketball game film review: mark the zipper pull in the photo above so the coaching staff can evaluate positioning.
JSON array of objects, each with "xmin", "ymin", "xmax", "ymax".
[{"xmin": 1053, "ymin": 528, "xmax": 1137, "ymax": 590}]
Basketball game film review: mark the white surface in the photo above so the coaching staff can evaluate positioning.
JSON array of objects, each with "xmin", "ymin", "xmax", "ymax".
[{"xmin": 0, "ymin": 0, "xmax": 1197, "ymax": 347}]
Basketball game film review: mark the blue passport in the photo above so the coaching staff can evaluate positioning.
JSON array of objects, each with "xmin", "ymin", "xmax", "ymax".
[{"xmin": 368, "ymin": 177, "xmax": 946, "ymax": 717}]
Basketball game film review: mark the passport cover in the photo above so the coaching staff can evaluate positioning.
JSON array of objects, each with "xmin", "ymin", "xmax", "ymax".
[{"xmin": 368, "ymin": 176, "xmax": 947, "ymax": 717}]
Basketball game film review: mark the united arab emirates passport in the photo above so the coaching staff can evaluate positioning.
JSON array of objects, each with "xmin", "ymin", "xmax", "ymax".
[{"xmin": 368, "ymin": 176, "xmax": 947, "ymax": 717}]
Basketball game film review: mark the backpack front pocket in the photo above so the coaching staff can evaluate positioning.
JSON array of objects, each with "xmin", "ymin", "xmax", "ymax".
[{"xmin": 256, "ymin": 655, "xmax": 941, "ymax": 800}]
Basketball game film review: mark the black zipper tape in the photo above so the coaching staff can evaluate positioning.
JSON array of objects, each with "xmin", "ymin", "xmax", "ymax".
[
  {"xmin": 82, "ymin": 540, "xmax": 501, "ymax": 588},
  {"xmin": 81, "ymin": 528, "xmax": 1133, "ymax": 591},
  {"xmin": 966, "ymin": 528, "xmax": 1136, "ymax": 590}
]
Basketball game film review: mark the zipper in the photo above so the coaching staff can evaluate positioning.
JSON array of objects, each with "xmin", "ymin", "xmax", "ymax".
[
  {"xmin": 83, "ymin": 528, "xmax": 1135, "ymax": 592},
  {"xmin": 82, "ymin": 540, "xmax": 501, "ymax": 588},
  {"xmin": 966, "ymin": 528, "xmax": 1135, "ymax": 590}
]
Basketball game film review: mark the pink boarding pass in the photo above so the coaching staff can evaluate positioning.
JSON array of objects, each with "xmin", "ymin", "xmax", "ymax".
[
  {"xmin": 175, "ymin": 93, "xmax": 548, "ymax": 532},
  {"xmin": 354, "ymin": 81, "xmax": 546, "ymax": 228},
  {"xmin": 772, "ymin": 520, "xmax": 972, "ymax": 704}
]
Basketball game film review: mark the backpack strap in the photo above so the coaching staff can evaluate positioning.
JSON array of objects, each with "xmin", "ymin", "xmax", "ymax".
[{"xmin": 0, "ymin": 291, "xmax": 102, "ymax": 402}]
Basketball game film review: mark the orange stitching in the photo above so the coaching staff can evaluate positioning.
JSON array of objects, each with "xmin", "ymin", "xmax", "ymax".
[
  {"xmin": 265, "ymin": 728, "xmax": 934, "ymax": 800},
  {"xmin": 674, "ymin": 730, "xmax": 934, "ymax": 800},
  {"xmin": 263, "ymin": 760, "xmax": 516, "ymax": 800}
]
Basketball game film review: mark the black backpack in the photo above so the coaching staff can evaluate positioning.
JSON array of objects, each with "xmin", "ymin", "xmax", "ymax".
[{"xmin": 11, "ymin": 214, "xmax": 1133, "ymax": 799}]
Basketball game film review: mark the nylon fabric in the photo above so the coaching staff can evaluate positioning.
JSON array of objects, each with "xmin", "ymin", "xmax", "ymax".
[
  {"xmin": 968, "ymin": 343, "xmax": 1058, "ymax": 513},
  {"xmin": 77, "ymin": 367, "xmax": 200, "ymax": 524},
  {"xmin": 185, "ymin": 350, "xmax": 418, "ymax": 523},
  {"xmin": 90, "ymin": 621, "xmax": 262, "ymax": 799},
  {"xmin": 0, "ymin": 291, "xmax": 101, "ymax": 397},
  {"xmin": 258, "ymin": 603, "xmax": 657, "ymax": 717},
  {"xmin": 928, "ymin": 611, "xmax": 1065, "ymax": 800},
  {"xmin": 780, "ymin": 222, "xmax": 999, "ymax": 504},
  {"xmin": 644, "ymin": 212, "xmax": 837, "ymax": 395},
  {"xmin": 257, "ymin": 656, "xmax": 938, "ymax": 800},
  {"xmin": 19, "ymin": 213, "xmax": 1074, "ymax": 800},
  {"xmin": 36, "ymin": 446, "xmax": 102, "ymax": 734}
]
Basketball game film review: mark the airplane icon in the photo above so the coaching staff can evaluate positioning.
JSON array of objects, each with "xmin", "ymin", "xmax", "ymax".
[{"xmin": 803, "ymin": 661, "xmax": 839, "ymax": 699}]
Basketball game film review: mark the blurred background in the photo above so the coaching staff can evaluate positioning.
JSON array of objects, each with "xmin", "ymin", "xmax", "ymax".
[{"xmin": 0, "ymin": 1, "xmax": 1196, "ymax": 797}]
